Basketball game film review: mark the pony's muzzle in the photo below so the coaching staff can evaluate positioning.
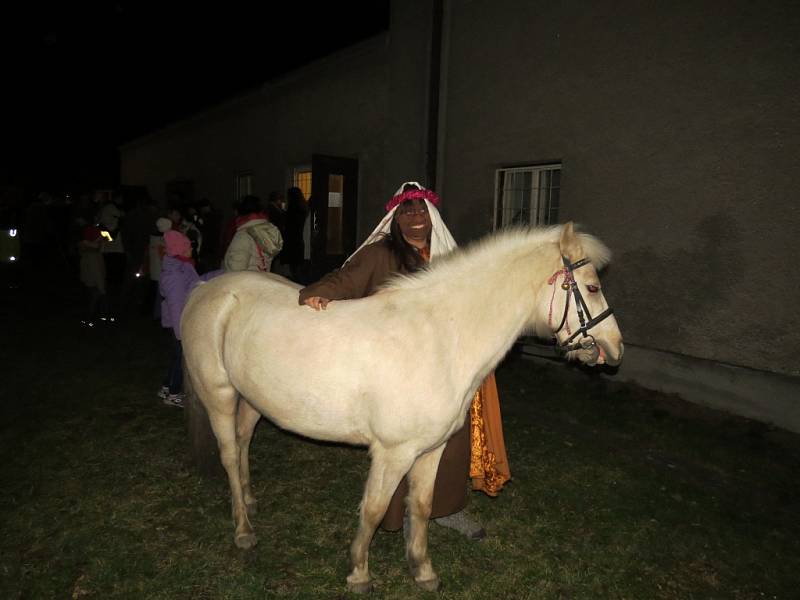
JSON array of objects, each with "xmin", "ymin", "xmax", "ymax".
[{"xmin": 598, "ymin": 338, "xmax": 624, "ymax": 366}]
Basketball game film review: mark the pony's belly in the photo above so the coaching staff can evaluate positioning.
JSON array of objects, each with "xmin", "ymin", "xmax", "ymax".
[
  {"xmin": 226, "ymin": 315, "xmax": 468, "ymax": 449},
  {"xmin": 241, "ymin": 386, "xmax": 372, "ymax": 446}
]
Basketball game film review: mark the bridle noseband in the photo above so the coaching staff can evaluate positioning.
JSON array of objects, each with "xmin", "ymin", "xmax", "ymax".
[{"xmin": 548, "ymin": 255, "xmax": 615, "ymax": 353}]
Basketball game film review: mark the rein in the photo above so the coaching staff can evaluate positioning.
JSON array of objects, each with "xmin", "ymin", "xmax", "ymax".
[{"xmin": 548, "ymin": 255, "xmax": 614, "ymax": 353}]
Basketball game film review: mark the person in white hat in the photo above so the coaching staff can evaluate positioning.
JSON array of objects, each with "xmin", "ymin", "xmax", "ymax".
[{"xmin": 299, "ymin": 181, "xmax": 510, "ymax": 539}]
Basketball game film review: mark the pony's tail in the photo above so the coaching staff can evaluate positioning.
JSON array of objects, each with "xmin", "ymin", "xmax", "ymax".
[{"xmin": 182, "ymin": 345, "xmax": 226, "ymax": 478}]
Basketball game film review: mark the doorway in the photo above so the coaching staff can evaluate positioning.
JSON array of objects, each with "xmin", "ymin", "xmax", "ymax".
[{"xmin": 309, "ymin": 154, "xmax": 358, "ymax": 279}]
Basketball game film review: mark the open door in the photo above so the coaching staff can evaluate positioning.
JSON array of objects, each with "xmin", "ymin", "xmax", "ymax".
[{"xmin": 309, "ymin": 154, "xmax": 358, "ymax": 279}]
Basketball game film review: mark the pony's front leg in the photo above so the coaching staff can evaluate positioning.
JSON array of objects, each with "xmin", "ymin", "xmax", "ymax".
[
  {"xmin": 236, "ymin": 399, "xmax": 262, "ymax": 517},
  {"xmin": 347, "ymin": 445, "xmax": 416, "ymax": 594},
  {"xmin": 206, "ymin": 406, "xmax": 256, "ymax": 549},
  {"xmin": 405, "ymin": 444, "xmax": 446, "ymax": 591}
]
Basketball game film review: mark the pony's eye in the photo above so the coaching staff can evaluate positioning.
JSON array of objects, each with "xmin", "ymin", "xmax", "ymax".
[{"xmin": 586, "ymin": 284, "xmax": 600, "ymax": 293}]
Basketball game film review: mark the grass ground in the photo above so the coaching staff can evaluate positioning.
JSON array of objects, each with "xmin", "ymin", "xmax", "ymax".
[{"xmin": 1, "ymin": 279, "xmax": 798, "ymax": 599}]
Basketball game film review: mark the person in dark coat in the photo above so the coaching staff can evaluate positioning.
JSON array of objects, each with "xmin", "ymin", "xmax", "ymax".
[
  {"xmin": 299, "ymin": 181, "xmax": 511, "ymax": 540},
  {"xmin": 283, "ymin": 187, "xmax": 308, "ymax": 283}
]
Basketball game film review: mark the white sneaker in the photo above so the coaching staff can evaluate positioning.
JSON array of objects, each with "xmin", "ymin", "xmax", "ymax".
[
  {"xmin": 163, "ymin": 393, "xmax": 184, "ymax": 408},
  {"xmin": 157, "ymin": 386, "xmax": 169, "ymax": 400}
]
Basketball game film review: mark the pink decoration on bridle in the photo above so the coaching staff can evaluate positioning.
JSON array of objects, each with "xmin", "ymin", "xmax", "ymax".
[
  {"xmin": 385, "ymin": 188, "xmax": 441, "ymax": 213},
  {"xmin": 548, "ymin": 268, "xmax": 573, "ymax": 336}
]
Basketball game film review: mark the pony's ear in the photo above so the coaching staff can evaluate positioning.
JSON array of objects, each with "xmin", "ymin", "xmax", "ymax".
[{"xmin": 558, "ymin": 221, "xmax": 583, "ymax": 261}]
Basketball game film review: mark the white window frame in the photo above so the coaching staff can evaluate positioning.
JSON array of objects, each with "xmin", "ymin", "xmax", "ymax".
[{"xmin": 493, "ymin": 164, "xmax": 561, "ymax": 230}]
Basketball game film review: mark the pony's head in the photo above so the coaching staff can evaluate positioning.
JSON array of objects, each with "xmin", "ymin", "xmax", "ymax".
[{"xmin": 539, "ymin": 222, "xmax": 624, "ymax": 367}]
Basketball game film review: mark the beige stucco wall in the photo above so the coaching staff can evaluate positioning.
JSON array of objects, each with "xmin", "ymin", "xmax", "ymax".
[
  {"xmin": 120, "ymin": 37, "xmax": 389, "ymax": 242},
  {"xmin": 437, "ymin": 0, "xmax": 800, "ymax": 375}
]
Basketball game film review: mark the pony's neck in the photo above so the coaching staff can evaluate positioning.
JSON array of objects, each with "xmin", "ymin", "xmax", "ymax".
[{"xmin": 407, "ymin": 231, "xmax": 560, "ymax": 388}]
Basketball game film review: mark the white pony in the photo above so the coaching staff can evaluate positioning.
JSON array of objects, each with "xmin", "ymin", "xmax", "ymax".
[{"xmin": 181, "ymin": 222, "xmax": 623, "ymax": 592}]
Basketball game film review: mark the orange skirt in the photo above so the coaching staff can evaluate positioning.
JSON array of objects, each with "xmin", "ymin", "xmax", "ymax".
[{"xmin": 469, "ymin": 372, "xmax": 511, "ymax": 496}]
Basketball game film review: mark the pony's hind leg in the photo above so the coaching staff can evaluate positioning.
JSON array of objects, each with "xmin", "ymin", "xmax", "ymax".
[
  {"xmin": 347, "ymin": 445, "xmax": 417, "ymax": 594},
  {"xmin": 405, "ymin": 444, "xmax": 446, "ymax": 591},
  {"xmin": 203, "ymin": 387, "xmax": 257, "ymax": 550},
  {"xmin": 236, "ymin": 399, "xmax": 261, "ymax": 517}
]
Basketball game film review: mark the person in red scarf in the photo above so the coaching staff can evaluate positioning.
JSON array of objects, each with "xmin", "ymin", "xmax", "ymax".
[
  {"xmin": 223, "ymin": 195, "xmax": 283, "ymax": 273},
  {"xmin": 159, "ymin": 230, "xmax": 222, "ymax": 407}
]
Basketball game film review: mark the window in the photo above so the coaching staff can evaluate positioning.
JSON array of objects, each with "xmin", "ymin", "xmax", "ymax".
[
  {"xmin": 292, "ymin": 166, "xmax": 312, "ymax": 200},
  {"xmin": 234, "ymin": 171, "xmax": 252, "ymax": 201},
  {"xmin": 494, "ymin": 164, "xmax": 561, "ymax": 229}
]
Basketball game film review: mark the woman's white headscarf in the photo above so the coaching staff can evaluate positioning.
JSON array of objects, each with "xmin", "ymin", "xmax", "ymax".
[{"xmin": 345, "ymin": 181, "xmax": 457, "ymax": 264}]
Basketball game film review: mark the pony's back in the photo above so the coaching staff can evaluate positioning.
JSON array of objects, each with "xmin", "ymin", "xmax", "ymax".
[{"xmin": 186, "ymin": 271, "xmax": 301, "ymax": 310}]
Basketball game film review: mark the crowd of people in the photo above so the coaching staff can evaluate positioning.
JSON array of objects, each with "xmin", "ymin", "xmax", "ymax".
[
  {"xmin": 64, "ymin": 188, "xmax": 307, "ymax": 407},
  {"xmin": 64, "ymin": 188, "xmax": 308, "ymax": 324}
]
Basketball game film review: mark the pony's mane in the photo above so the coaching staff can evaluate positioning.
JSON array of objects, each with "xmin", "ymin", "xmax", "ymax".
[
  {"xmin": 381, "ymin": 224, "xmax": 611, "ymax": 293},
  {"xmin": 573, "ymin": 225, "xmax": 612, "ymax": 269}
]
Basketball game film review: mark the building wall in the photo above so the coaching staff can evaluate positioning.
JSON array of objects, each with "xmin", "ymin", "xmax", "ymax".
[
  {"xmin": 118, "ymin": 1, "xmax": 799, "ymax": 427},
  {"xmin": 438, "ymin": 0, "xmax": 800, "ymax": 375},
  {"xmin": 120, "ymin": 36, "xmax": 389, "ymax": 242},
  {"xmin": 383, "ymin": 0, "xmax": 437, "ymax": 196}
]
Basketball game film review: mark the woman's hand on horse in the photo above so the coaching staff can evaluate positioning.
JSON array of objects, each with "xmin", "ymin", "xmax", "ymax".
[{"xmin": 303, "ymin": 296, "xmax": 331, "ymax": 311}]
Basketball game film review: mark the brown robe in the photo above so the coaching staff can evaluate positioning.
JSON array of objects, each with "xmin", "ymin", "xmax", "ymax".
[{"xmin": 299, "ymin": 239, "xmax": 509, "ymax": 531}]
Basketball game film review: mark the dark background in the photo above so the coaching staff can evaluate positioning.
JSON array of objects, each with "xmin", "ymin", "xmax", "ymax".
[{"xmin": 1, "ymin": 1, "xmax": 391, "ymax": 192}]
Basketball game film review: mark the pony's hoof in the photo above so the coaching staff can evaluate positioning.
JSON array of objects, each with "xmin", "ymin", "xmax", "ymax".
[
  {"xmin": 245, "ymin": 500, "xmax": 258, "ymax": 517},
  {"xmin": 415, "ymin": 577, "xmax": 440, "ymax": 592},
  {"xmin": 234, "ymin": 532, "xmax": 258, "ymax": 550},
  {"xmin": 346, "ymin": 579, "xmax": 374, "ymax": 594}
]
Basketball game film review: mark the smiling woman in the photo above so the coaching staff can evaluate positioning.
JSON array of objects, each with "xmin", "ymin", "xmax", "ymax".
[
  {"xmin": 299, "ymin": 182, "xmax": 452, "ymax": 309},
  {"xmin": 395, "ymin": 200, "xmax": 432, "ymax": 247}
]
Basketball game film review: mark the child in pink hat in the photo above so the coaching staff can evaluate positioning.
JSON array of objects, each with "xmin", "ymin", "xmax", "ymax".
[{"xmin": 158, "ymin": 230, "xmax": 222, "ymax": 406}]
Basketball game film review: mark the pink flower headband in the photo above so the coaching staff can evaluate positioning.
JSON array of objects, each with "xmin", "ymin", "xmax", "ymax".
[{"xmin": 385, "ymin": 188, "xmax": 441, "ymax": 213}]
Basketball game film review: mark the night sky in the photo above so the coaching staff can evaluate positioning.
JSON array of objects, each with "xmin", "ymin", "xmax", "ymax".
[{"xmin": 2, "ymin": 2, "xmax": 391, "ymax": 191}]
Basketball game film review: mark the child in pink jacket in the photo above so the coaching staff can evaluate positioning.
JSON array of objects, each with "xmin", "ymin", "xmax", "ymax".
[{"xmin": 158, "ymin": 230, "xmax": 222, "ymax": 407}]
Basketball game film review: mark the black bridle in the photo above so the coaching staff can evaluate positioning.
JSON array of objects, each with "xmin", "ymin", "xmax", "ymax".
[{"xmin": 550, "ymin": 255, "xmax": 615, "ymax": 353}]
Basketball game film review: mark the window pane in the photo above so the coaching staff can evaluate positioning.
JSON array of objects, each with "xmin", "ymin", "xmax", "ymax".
[
  {"xmin": 293, "ymin": 169, "xmax": 312, "ymax": 200},
  {"xmin": 547, "ymin": 177, "xmax": 560, "ymax": 224},
  {"xmin": 535, "ymin": 170, "xmax": 549, "ymax": 225},
  {"xmin": 502, "ymin": 171, "xmax": 530, "ymax": 227},
  {"xmin": 326, "ymin": 174, "xmax": 344, "ymax": 254},
  {"xmin": 234, "ymin": 172, "xmax": 252, "ymax": 201},
  {"xmin": 494, "ymin": 164, "xmax": 561, "ymax": 229},
  {"xmin": 544, "ymin": 187, "xmax": 561, "ymax": 225}
]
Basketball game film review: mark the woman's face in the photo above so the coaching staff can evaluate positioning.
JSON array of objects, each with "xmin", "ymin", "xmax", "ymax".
[{"xmin": 395, "ymin": 199, "xmax": 432, "ymax": 247}]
